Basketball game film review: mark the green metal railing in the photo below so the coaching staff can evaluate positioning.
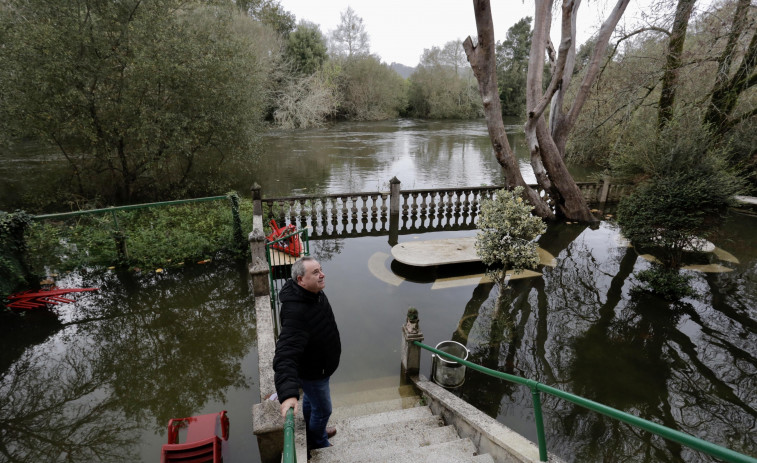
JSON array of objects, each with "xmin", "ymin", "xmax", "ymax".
[
  {"xmin": 415, "ymin": 341, "xmax": 757, "ymax": 463},
  {"xmin": 33, "ymin": 195, "xmax": 234, "ymax": 219},
  {"xmin": 283, "ymin": 407, "xmax": 297, "ymax": 463},
  {"xmin": 31, "ymin": 193, "xmax": 246, "ymax": 262}
]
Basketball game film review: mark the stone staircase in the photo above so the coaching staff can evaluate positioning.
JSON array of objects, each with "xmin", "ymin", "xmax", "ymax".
[{"xmin": 308, "ymin": 379, "xmax": 495, "ymax": 463}]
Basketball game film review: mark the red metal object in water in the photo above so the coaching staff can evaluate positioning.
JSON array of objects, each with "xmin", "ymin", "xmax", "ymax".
[
  {"xmin": 6, "ymin": 287, "xmax": 99, "ymax": 310},
  {"xmin": 161, "ymin": 411, "xmax": 229, "ymax": 463},
  {"xmin": 266, "ymin": 220, "xmax": 303, "ymax": 257}
]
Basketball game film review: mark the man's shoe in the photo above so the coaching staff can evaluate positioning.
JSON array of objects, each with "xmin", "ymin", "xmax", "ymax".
[{"xmin": 326, "ymin": 426, "xmax": 337, "ymax": 439}]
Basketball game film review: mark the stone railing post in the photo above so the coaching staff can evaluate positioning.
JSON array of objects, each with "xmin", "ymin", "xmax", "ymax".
[
  {"xmin": 401, "ymin": 307, "xmax": 424, "ymax": 375},
  {"xmin": 249, "ymin": 232, "xmax": 269, "ymax": 298},
  {"xmin": 251, "ymin": 182, "xmax": 263, "ymax": 217},
  {"xmin": 389, "ymin": 176, "xmax": 401, "ymax": 216},
  {"xmin": 598, "ymin": 176, "xmax": 611, "ymax": 207},
  {"xmin": 249, "ymin": 183, "xmax": 269, "ymax": 297},
  {"xmin": 388, "ymin": 177, "xmax": 401, "ymax": 246}
]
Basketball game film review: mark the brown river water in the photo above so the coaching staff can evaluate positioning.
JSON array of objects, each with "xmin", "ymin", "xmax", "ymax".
[{"xmin": 1, "ymin": 120, "xmax": 754, "ymax": 462}]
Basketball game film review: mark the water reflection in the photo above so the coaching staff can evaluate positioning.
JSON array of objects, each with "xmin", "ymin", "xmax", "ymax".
[
  {"xmin": 3, "ymin": 208, "xmax": 754, "ymax": 462},
  {"xmin": 0, "ymin": 344, "xmax": 143, "ymax": 462},
  {"xmin": 440, "ymin": 218, "xmax": 757, "ymax": 462},
  {"xmin": 0, "ymin": 262, "xmax": 256, "ymax": 462}
]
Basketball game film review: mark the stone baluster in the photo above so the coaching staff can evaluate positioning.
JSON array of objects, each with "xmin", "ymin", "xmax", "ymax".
[
  {"xmin": 286, "ymin": 200, "xmax": 295, "ymax": 227},
  {"xmin": 410, "ymin": 192, "xmax": 419, "ymax": 218},
  {"xmin": 341, "ymin": 196, "xmax": 349, "ymax": 220},
  {"xmin": 369, "ymin": 194, "xmax": 378, "ymax": 232},
  {"xmin": 359, "ymin": 195, "xmax": 368, "ymax": 233},
  {"xmin": 351, "ymin": 195, "xmax": 359, "ymax": 219},
  {"xmin": 380, "ymin": 193, "xmax": 389, "ymax": 232},
  {"xmin": 454, "ymin": 190, "xmax": 462, "ymax": 214},
  {"xmin": 330, "ymin": 198, "xmax": 338, "ymax": 234}
]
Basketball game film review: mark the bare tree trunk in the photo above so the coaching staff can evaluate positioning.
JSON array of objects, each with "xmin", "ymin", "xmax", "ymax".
[
  {"xmin": 549, "ymin": 0, "xmax": 581, "ymax": 151},
  {"xmin": 658, "ymin": 0, "xmax": 696, "ymax": 129},
  {"xmin": 703, "ymin": 0, "xmax": 756, "ymax": 137},
  {"xmin": 524, "ymin": 0, "xmax": 629, "ymax": 222},
  {"xmin": 464, "ymin": 0, "xmax": 554, "ymax": 219}
]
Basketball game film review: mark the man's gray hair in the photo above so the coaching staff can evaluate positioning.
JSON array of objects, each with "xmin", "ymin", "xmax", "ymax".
[{"xmin": 291, "ymin": 256, "xmax": 318, "ymax": 281}]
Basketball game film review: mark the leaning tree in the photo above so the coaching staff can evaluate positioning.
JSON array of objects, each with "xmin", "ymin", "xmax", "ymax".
[{"xmin": 464, "ymin": 0, "xmax": 630, "ymax": 221}]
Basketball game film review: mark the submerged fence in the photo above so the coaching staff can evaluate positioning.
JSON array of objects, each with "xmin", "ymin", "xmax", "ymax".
[
  {"xmin": 255, "ymin": 178, "xmax": 628, "ymax": 241},
  {"xmin": 26, "ymin": 194, "xmax": 247, "ymax": 271}
]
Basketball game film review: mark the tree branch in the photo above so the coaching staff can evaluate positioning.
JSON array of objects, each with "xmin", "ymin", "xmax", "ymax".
[
  {"xmin": 529, "ymin": 0, "xmax": 572, "ymax": 122},
  {"xmin": 606, "ymin": 27, "xmax": 671, "ymax": 64},
  {"xmin": 565, "ymin": 0, "xmax": 631, "ymax": 130},
  {"xmin": 550, "ymin": 0, "xmax": 582, "ymax": 140}
]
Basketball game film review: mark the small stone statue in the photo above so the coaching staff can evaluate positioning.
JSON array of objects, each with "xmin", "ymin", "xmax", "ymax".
[{"xmin": 405, "ymin": 307, "xmax": 420, "ymax": 334}]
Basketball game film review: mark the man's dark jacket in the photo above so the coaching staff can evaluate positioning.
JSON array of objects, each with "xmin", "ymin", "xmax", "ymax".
[{"xmin": 273, "ymin": 278, "xmax": 341, "ymax": 402}]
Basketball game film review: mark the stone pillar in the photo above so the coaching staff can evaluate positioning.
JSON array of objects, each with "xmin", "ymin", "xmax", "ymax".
[
  {"xmin": 401, "ymin": 307, "xmax": 424, "ymax": 375},
  {"xmin": 249, "ymin": 227, "xmax": 267, "ymax": 263},
  {"xmin": 249, "ymin": 183, "xmax": 269, "ymax": 297},
  {"xmin": 251, "ymin": 182, "xmax": 263, "ymax": 217},
  {"xmin": 389, "ymin": 176, "xmax": 401, "ymax": 216},
  {"xmin": 388, "ymin": 177, "xmax": 401, "ymax": 247},
  {"xmin": 249, "ymin": 233, "xmax": 269, "ymax": 298},
  {"xmin": 598, "ymin": 176, "xmax": 611, "ymax": 207}
]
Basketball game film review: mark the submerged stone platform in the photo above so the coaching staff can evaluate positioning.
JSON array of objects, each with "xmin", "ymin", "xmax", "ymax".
[
  {"xmin": 391, "ymin": 236, "xmax": 556, "ymax": 268},
  {"xmin": 391, "ymin": 237, "xmax": 480, "ymax": 267}
]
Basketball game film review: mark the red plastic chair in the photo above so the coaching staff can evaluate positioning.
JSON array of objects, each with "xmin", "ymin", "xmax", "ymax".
[
  {"xmin": 266, "ymin": 220, "xmax": 304, "ymax": 257},
  {"xmin": 160, "ymin": 411, "xmax": 229, "ymax": 463}
]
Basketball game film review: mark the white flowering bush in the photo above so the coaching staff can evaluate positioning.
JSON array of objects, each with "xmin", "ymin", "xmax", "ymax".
[{"xmin": 475, "ymin": 187, "xmax": 546, "ymax": 286}]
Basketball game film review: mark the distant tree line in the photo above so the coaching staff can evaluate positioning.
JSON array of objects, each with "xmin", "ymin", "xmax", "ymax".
[
  {"xmin": 2, "ymin": 0, "xmax": 751, "ymax": 212},
  {"xmin": 0, "ymin": 0, "xmax": 525, "ymax": 208}
]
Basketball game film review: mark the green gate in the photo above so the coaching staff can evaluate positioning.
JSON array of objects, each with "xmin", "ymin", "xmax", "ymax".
[{"xmin": 265, "ymin": 227, "xmax": 310, "ymax": 337}]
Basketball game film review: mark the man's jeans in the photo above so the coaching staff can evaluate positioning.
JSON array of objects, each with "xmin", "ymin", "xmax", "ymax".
[{"xmin": 300, "ymin": 377, "xmax": 332, "ymax": 450}]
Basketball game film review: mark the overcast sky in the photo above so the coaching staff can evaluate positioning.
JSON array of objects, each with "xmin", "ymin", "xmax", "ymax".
[{"xmin": 276, "ymin": 0, "xmax": 654, "ymax": 66}]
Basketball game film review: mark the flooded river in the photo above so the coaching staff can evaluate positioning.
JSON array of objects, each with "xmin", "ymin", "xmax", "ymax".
[{"xmin": 1, "ymin": 120, "xmax": 755, "ymax": 462}]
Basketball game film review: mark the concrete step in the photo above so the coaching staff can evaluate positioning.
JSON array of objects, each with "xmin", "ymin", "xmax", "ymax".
[
  {"xmin": 471, "ymin": 454, "xmax": 496, "ymax": 463},
  {"xmin": 329, "ymin": 396, "xmax": 422, "ymax": 423},
  {"xmin": 333, "ymin": 404, "xmax": 433, "ymax": 431},
  {"xmin": 311, "ymin": 437, "xmax": 482, "ymax": 463},
  {"xmin": 317, "ymin": 425, "xmax": 460, "ymax": 460},
  {"xmin": 333, "ymin": 415, "xmax": 444, "ymax": 446}
]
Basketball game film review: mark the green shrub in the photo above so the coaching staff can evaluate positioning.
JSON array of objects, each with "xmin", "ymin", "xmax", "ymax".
[
  {"xmin": 24, "ymin": 196, "xmax": 253, "ymax": 273},
  {"xmin": 0, "ymin": 211, "xmax": 33, "ymax": 298},
  {"xmin": 615, "ymin": 120, "xmax": 744, "ymax": 268},
  {"xmin": 475, "ymin": 186, "xmax": 546, "ymax": 286}
]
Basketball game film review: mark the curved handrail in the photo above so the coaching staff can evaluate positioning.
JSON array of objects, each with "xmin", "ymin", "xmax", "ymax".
[
  {"xmin": 283, "ymin": 407, "xmax": 296, "ymax": 463},
  {"xmin": 415, "ymin": 341, "xmax": 756, "ymax": 463}
]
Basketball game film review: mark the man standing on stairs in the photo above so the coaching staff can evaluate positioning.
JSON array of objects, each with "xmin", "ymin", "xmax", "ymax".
[{"xmin": 274, "ymin": 256, "xmax": 342, "ymax": 452}]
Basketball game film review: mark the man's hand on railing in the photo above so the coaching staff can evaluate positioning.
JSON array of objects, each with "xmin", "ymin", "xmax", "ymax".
[{"xmin": 280, "ymin": 397, "xmax": 298, "ymax": 417}]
